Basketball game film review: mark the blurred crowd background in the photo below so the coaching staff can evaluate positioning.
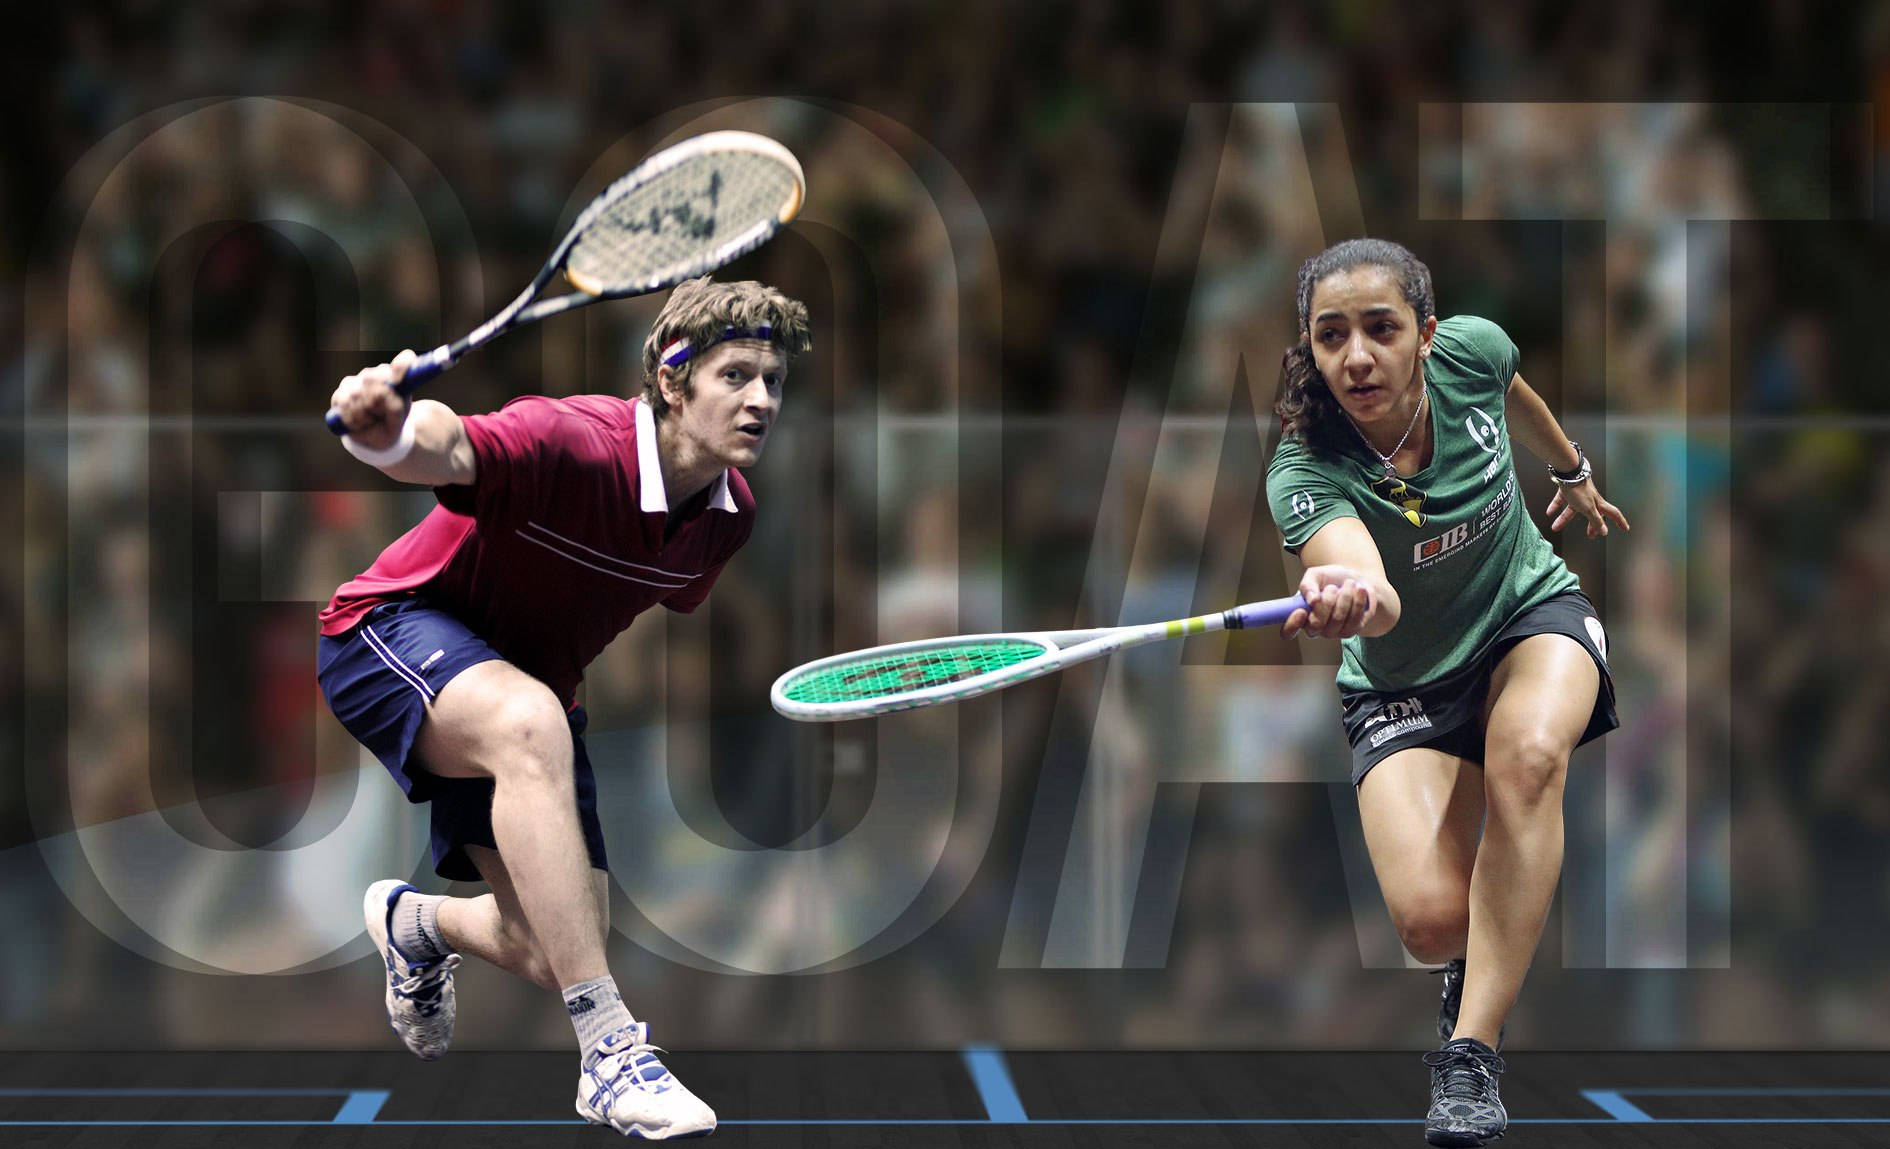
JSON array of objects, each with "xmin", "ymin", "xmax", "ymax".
[{"xmin": 4, "ymin": 0, "xmax": 1889, "ymax": 1051}]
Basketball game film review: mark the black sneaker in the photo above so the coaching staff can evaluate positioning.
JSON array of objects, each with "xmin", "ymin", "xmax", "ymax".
[
  {"xmin": 1422, "ymin": 1037, "xmax": 1507, "ymax": 1147},
  {"xmin": 1432, "ymin": 960, "xmax": 1504, "ymax": 1048}
]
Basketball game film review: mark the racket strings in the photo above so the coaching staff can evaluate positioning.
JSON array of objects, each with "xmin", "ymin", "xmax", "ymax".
[
  {"xmin": 780, "ymin": 639, "xmax": 1049, "ymax": 704},
  {"xmin": 566, "ymin": 151, "xmax": 800, "ymax": 292}
]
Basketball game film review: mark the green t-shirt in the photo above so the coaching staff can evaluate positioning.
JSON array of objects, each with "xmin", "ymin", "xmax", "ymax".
[{"xmin": 1265, "ymin": 315, "xmax": 1578, "ymax": 693}]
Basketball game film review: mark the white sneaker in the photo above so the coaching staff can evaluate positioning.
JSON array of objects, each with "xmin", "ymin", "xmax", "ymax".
[
  {"xmin": 575, "ymin": 1023, "xmax": 717, "ymax": 1139},
  {"xmin": 362, "ymin": 879, "xmax": 461, "ymax": 1061}
]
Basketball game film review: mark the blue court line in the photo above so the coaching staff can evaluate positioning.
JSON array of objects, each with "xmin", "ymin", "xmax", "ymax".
[
  {"xmin": 10, "ymin": 1118, "xmax": 1890, "ymax": 1127},
  {"xmin": 0, "ymin": 1089, "xmax": 351, "ymax": 1097},
  {"xmin": 1585, "ymin": 1086, "xmax": 1890, "ymax": 1124},
  {"xmin": 9, "ymin": 1078, "xmax": 1890, "ymax": 1128},
  {"xmin": 961, "ymin": 1044, "xmax": 1029, "ymax": 1123},
  {"xmin": 332, "ymin": 1090, "xmax": 390, "ymax": 1124},
  {"xmin": 0, "ymin": 1087, "xmax": 386, "ymax": 1126},
  {"xmin": 1615, "ymin": 1088, "xmax": 1890, "ymax": 1096},
  {"xmin": 1582, "ymin": 1090, "xmax": 1655, "ymax": 1122}
]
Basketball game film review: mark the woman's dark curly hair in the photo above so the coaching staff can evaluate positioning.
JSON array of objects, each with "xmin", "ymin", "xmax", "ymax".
[{"xmin": 1275, "ymin": 238, "xmax": 1435, "ymax": 458}]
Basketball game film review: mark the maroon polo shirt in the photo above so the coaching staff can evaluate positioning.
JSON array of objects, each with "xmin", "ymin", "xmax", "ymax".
[{"xmin": 319, "ymin": 394, "xmax": 753, "ymax": 705}]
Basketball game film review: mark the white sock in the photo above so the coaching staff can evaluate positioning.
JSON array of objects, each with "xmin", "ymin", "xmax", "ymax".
[
  {"xmin": 389, "ymin": 889, "xmax": 451, "ymax": 962},
  {"xmin": 563, "ymin": 975, "xmax": 634, "ymax": 1057}
]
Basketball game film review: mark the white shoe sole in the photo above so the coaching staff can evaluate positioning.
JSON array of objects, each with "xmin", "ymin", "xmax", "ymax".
[{"xmin": 575, "ymin": 1094, "xmax": 717, "ymax": 1139}]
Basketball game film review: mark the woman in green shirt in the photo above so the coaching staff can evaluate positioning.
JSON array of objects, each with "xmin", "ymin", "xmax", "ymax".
[{"xmin": 1266, "ymin": 238, "xmax": 1629, "ymax": 1148}]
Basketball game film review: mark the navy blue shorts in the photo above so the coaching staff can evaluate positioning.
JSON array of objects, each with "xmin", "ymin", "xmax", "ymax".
[{"xmin": 317, "ymin": 598, "xmax": 609, "ymax": 882}]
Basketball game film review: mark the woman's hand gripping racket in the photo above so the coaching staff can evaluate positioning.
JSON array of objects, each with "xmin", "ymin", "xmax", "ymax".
[
  {"xmin": 771, "ymin": 595, "xmax": 1310, "ymax": 722},
  {"xmin": 325, "ymin": 130, "xmax": 805, "ymax": 433}
]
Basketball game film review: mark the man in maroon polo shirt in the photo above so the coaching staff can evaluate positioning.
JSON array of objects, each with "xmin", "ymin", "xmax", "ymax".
[{"xmin": 320, "ymin": 277, "xmax": 811, "ymax": 1139}]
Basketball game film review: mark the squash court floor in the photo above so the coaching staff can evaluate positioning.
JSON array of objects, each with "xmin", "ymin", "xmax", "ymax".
[{"xmin": 6, "ymin": 1048, "xmax": 1890, "ymax": 1146}]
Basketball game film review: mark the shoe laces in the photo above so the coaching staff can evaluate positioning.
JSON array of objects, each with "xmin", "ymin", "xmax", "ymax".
[
  {"xmin": 590, "ymin": 1024, "xmax": 675, "ymax": 1093},
  {"xmin": 394, "ymin": 953, "xmax": 461, "ymax": 1019},
  {"xmin": 1423, "ymin": 1043, "xmax": 1504, "ymax": 1104}
]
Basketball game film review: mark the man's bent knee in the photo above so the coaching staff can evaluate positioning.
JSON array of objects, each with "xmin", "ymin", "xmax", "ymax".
[
  {"xmin": 420, "ymin": 663, "xmax": 571, "ymax": 782},
  {"xmin": 483, "ymin": 691, "xmax": 573, "ymax": 786}
]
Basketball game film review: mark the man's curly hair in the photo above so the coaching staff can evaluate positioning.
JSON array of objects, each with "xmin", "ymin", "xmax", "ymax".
[{"xmin": 640, "ymin": 277, "xmax": 813, "ymax": 418}]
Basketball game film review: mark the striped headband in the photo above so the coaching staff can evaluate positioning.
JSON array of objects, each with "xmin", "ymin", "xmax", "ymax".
[{"xmin": 659, "ymin": 324, "xmax": 777, "ymax": 369}]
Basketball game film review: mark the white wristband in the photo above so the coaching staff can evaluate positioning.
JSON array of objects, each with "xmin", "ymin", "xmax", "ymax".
[{"xmin": 341, "ymin": 414, "xmax": 417, "ymax": 468}]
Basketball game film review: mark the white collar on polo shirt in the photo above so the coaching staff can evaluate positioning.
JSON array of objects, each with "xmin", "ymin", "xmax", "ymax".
[{"xmin": 635, "ymin": 396, "xmax": 738, "ymax": 515}]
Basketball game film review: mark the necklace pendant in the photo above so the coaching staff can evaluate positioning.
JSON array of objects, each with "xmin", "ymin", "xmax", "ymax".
[{"xmin": 1350, "ymin": 380, "xmax": 1425, "ymax": 483}]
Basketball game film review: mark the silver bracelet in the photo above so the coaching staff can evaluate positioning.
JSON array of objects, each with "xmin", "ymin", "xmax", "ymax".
[
  {"xmin": 1548, "ymin": 440, "xmax": 1591, "ymax": 485},
  {"xmin": 341, "ymin": 415, "xmax": 417, "ymax": 468}
]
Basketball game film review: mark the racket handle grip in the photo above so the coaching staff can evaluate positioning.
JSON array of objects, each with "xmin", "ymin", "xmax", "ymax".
[
  {"xmin": 394, "ymin": 344, "xmax": 454, "ymax": 395},
  {"xmin": 324, "ymin": 345, "xmax": 454, "ymax": 435},
  {"xmin": 1223, "ymin": 594, "xmax": 1310, "ymax": 630}
]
